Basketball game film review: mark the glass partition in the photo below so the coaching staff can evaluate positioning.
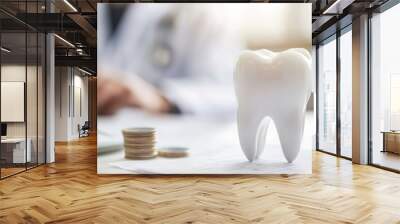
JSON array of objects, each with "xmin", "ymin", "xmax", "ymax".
[
  {"xmin": 27, "ymin": 30, "xmax": 38, "ymax": 169},
  {"xmin": 0, "ymin": 1, "xmax": 46, "ymax": 179},
  {"xmin": 38, "ymin": 32, "xmax": 45, "ymax": 165},
  {"xmin": 1, "ymin": 30, "xmax": 28, "ymax": 178},
  {"xmin": 26, "ymin": 0, "xmax": 43, "ymax": 169}
]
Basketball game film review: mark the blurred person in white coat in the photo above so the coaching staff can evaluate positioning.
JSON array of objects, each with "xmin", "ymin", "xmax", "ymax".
[{"xmin": 97, "ymin": 4, "xmax": 244, "ymax": 116}]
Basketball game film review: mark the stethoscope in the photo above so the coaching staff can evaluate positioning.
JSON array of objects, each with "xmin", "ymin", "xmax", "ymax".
[{"xmin": 148, "ymin": 13, "xmax": 176, "ymax": 69}]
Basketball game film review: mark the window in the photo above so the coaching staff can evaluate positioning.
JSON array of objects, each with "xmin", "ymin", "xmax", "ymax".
[
  {"xmin": 370, "ymin": 3, "xmax": 400, "ymax": 171},
  {"xmin": 318, "ymin": 36, "xmax": 337, "ymax": 154},
  {"xmin": 340, "ymin": 28, "xmax": 352, "ymax": 158}
]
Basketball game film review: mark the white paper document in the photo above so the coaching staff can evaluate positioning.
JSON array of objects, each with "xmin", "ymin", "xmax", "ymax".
[{"xmin": 97, "ymin": 109, "xmax": 313, "ymax": 174}]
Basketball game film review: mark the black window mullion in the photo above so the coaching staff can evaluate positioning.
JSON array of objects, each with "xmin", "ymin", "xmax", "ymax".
[
  {"xmin": 367, "ymin": 11, "xmax": 373, "ymax": 165},
  {"xmin": 316, "ymin": 44, "xmax": 320, "ymax": 151},
  {"xmin": 336, "ymin": 29, "xmax": 341, "ymax": 157},
  {"xmin": 36, "ymin": 0, "xmax": 39, "ymax": 168},
  {"xmin": 24, "ymin": 0, "xmax": 28, "ymax": 171}
]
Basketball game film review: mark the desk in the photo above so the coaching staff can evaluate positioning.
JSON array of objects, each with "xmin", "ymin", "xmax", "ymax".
[
  {"xmin": 98, "ymin": 109, "xmax": 313, "ymax": 174},
  {"xmin": 382, "ymin": 131, "xmax": 400, "ymax": 154},
  {"xmin": 1, "ymin": 138, "xmax": 31, "ymax": 164}
]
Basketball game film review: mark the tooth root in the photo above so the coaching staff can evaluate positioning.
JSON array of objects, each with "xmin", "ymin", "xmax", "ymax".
[
  {"xmin": 273, "ymin": 112, "xmax": 305, "ymax": 163},
  {"xmin": 255, "ymin": 117, "xmax": 271, "ymax": 160},
  {"xmin": 237, "ymin": 110, "xmax": 270, "ymax": 162}
]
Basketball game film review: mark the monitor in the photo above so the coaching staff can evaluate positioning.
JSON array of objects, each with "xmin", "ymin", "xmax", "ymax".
[{"xmin": 1, "ymin": 123, "xmax": 7, "ymax": 137}]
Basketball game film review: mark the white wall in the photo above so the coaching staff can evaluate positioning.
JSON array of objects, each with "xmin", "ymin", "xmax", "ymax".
[
  {"xmin": 71, "ymin": 74, "xmax": 89, "ymax": 138},
  {"xmin": 55, "ymin": 67, "xmax": 70, "ymax": 141},
  {"xmin": 1, "ymin": 63, "xmax": 47, "ymax": 163},
  {"xmin": 1, "ymin": 65, "xmax": 41, "ymax": 137},
  {"xmin": 55, "ymin": 67, "xmax": 89, "ymax": 141},
  {"xmin": 1, "ymin": 66, "xmax": 26, "ymax": 134},
  {"xmin": 74, "ymin": 74, "xmax": 89, "ymax": 122}
]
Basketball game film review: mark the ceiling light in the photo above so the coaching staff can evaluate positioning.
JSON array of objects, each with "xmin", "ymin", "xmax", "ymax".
[
  {"xmin": 54, "ymin": 34, "xmax": 75, "ymax": 48},
  {"xmin": 63, "ymin": 0, "xmax": 78, "ymax": 12},
  {"xmin": 323, "ymin": 0, "xmax": 342, "ymax": 14},
  {"xmin": 323, "ymin": 0, "xmax": 354, "ymax": 14},
  {"xmin": 1, "ymin": 47, "xmax": 11, "ymax": 53},
  {"xmin": 76, "ymin": 48, "xmax": 85, "ymax": 55},
  {"xmin": 78, "ymin": 67, "xmax": 93, "ymax": 76}
]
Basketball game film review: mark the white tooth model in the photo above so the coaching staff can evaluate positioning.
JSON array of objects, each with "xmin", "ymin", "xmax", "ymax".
[{"xmin": 234, "ymin": 48, "xmax": 312, "ymax": 163}]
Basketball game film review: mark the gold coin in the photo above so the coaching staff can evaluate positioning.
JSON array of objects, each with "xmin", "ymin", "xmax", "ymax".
[
  {"xmin": 124, "ymin": 147, "xmax": 154, "ymax": 153},
  {"xmin": 122, "ymin": 127, "xmax": 155, "ymax": 133},
  {"xmin": 157, "ymin": 147, "xmax": 189, "ymax": 158},
  {"xmin": 125, "ymin": 151, "xmax": 158, "ymax": 160}
]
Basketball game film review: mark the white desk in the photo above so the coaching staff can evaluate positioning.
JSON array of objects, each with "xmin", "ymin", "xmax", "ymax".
[
  {"xmin": 98, "ymin": 109, "xmax": 314, "ymax": 174},
  {"xmin": 1, "ymin": 138, "xmax": 31, "ymax": 163}
]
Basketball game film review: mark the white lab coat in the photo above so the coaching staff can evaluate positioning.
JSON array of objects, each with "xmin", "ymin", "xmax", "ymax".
[{"xmin": 98, "ymin": 4, "xmax": 244, "ymax": 117}]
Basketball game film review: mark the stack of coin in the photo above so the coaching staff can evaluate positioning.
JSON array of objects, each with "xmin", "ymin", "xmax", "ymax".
[{"xmin": 122, "ymin": 127, "xmax": 158, "ymax": 159}]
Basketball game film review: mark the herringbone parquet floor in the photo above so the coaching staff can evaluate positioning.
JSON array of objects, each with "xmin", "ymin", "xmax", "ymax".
[{"xmin": 1, "ymin": 135, "xmax": 400, "ymax": 224}]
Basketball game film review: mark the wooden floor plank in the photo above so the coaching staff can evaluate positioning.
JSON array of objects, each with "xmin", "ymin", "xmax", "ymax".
[{"xmin": 0, "ymin": 135, "xmax": 400, "ymax": 223}]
